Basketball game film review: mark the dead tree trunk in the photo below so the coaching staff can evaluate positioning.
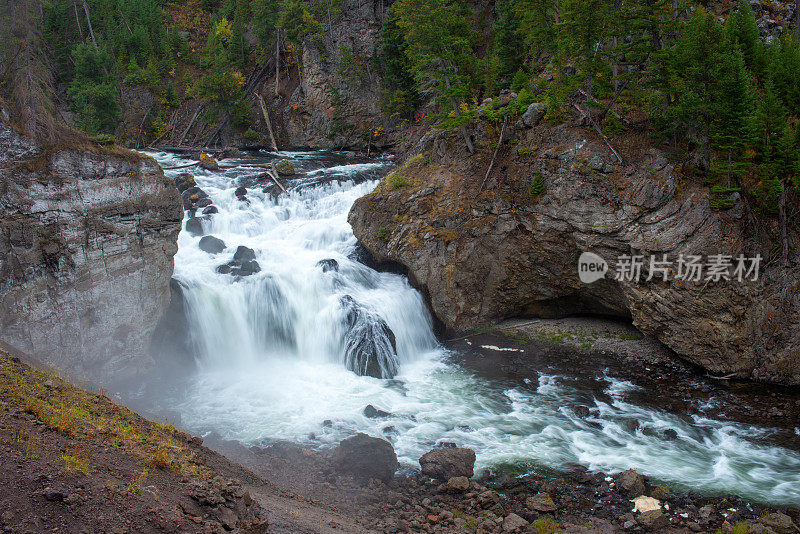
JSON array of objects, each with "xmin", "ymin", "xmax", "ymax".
[
  {"xmin": 73, "ymin": 0, "xmax": 83, "ymax": 39},
  {"xmin": 257, "ymin": 94, "xmax": 279, "ymax": 152},
  {"xmin": 81, "ymin": 0, "xmax": 97, "ymax": 47},
  {"xmin": 274, "ymin": 30, "xmax": 281, "ymax": 97},
  {"xmin": 779, "ymin": 179, "xmax": 790, "ymax": 295}
]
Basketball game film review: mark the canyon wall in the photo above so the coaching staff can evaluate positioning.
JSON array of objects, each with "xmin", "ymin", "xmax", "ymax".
[
  {"xmin": 0, "ymin": 108, "xmax": 182, "ymax": 385},
  {"xmin": 349, "ymin": 112, "xmax": 800, "ymax": 384}
]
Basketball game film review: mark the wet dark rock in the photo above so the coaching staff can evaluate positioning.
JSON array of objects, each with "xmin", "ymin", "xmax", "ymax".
[
  {"xmin": 199, "ymin": 236, "xmax": 226, "ymax": 254},
  {"xmin": 419, "ymin": 447, "xmax": 475, "ymax": 481},
  {"xmin": 624, "ymin": 420, "xmax": 640, "ymax": 433},
  {"xmin": 364, "ymin": 405, "xmax": 391, "ymax": 418},
  {"xmin": 235, "ymin": 186, "xmax": 248, "ymax": 198},
  {"xmin": 663, "ymin": 428, "xmax": 678, "ymax": 440},
  {"xmin": 573, "ymin": 405, "xmax": 591, "ymax": 418},
  {"xmin": 216, "ymin": 264, "xmax": 232, "ymax": 274},
  {"xmin": 186, "ymin": 217, "xmax": 204, "ymax": 236},
  {"xmin": 317, "ymin": 258, "xmax": 339, "ymax": 272},
  {"xmin": 202, "ymin": 205, "xmax": 219, "ymax": 215},
  {"xmin": 332, "ymin": 433, "xmax": 398, "ymax": 483},
  {"xmin": 175, "ymin": 173, "xmax": 195, "ymax": 192},
  {"xmin": 339, "ymin": 295, "xmax": 399, "ymax": 379},
  {"xmin": 382, "ymin": 425, "xmax": 398, "ymax": 437},
  {"xmin": 234, "ymin": 246, "xmax": 257, "ymax": 263},
  {"xmin": 435, "ymin": 441, "xmax": 457, "ymax": 449},
  {"xmin": 218, "ymin": 148, "xmax": 244, "ymax": 159},
  {"xmin": 617, "ymin": 469, "xmax": 647, "ymax": 496},
  {"xmin": 238, "ymin": 260, "xmax": 261, "ymax": 276},
  {"xmin": 196, "ymin": 197, "xmax": 212, "ymax": 208},
  {"xmin": 322, "ymin": 419, "xmax": 333, "ymax": 428}
]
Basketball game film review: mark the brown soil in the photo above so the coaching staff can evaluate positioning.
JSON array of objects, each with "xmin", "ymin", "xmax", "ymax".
[{"xmin": 0, "ymin": 349, "xmax": 374, "ymax": 534}]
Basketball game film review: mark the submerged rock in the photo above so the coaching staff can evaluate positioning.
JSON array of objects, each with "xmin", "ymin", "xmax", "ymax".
[
  {"xmin": 234, "ymin": 246, "xmax": 256, "ymax": 262},
  {"xmin": 199, "ymin": 236, "xmax": 226, "ymax": 254},
  {"xmin": 317, "ymin": 258, "xmax": 339, "ymax": 272},
  {"xmin": 419, "ymin": 447, "xmax": 475, "ymax": 481},
  {"xmin": 339, "ymin": 295, "xmax": 399, "ymax": 379},
  {"xmin": 363, "ymin": 404, "xmax": 391, "ymax": 418},
  {"xmin": 332, "ymin": 433, "xmax": 398, "ymax": 483}
]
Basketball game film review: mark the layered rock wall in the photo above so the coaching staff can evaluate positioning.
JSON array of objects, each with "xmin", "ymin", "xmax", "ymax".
[{"xmin": 0, "ymin": 110, "xmax": 182, "ymax": 385}]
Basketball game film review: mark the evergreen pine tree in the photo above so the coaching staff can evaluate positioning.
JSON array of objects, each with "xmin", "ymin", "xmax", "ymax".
[
  {"xmin": 493, "ymin": 0, "xmax": 524, "ymax": 82},
  {"xmin": 391, "ymin": 0, "xmax": 477, "ymax": 152}
]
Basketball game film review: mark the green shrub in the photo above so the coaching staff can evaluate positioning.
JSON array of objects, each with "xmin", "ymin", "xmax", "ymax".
[
  {"xmin": 387, "ymin": 173, "xmax": 408, "ymax": 189},
  {"xmin": 530, "ymin": 172, "xmax": 546, "ymax": 196}
]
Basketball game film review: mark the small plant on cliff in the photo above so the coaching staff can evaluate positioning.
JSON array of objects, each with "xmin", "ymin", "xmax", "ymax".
[
  {"xmin": 387, "ymin": 173, "xmax": 408, "ymax": 189},
  {"xmin": 530, "ymin": 172, "xmax": 546, "ymax": 197},
  {"xmin": 377, "ymin": 226, "xmax": 389, "ymax": 242}
]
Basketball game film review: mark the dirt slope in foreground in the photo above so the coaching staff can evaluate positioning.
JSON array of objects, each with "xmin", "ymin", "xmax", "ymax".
[{"xmin": 0, "ymin": 349, "xmax": 374, "ymax": 534}]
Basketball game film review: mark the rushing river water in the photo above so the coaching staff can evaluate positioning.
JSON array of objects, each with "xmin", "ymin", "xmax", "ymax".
[{"xmin": 147, "ymin": 149, "xmax": 800, "ymax": 506}]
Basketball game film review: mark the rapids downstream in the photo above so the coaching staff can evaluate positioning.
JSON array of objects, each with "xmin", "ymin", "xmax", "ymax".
[{"xmin": 147, "ymin": 149, "xmax": 800, "ymax": 507}]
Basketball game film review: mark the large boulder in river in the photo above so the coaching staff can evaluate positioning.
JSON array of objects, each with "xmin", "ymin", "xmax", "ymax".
[
  {"xmin": 348, "ymin": 121, "xmax": 800, "ymax": 385},
  {"xmin": 419, "ymin": 447, "xmax": 476, "ymax": 481},
  {"xmin": 185, "ymin": 217, "xmax": 204, "ymax": 236},
  {"xmin": 339, "ymin": 295, "xmax": 398, "ymax": 379},
  {"xmin": 199, "ymin": 236, "xmax": 226, "ymax": 254},
  {"xmin": 199, "ymin": 153, "xmax": 219, "ymax": 170},
  {"xmin": 332, "ymin": 433, "xmax": 398, "ymax": 483}
]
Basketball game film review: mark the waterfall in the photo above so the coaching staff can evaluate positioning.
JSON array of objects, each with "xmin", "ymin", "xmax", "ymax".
[{"xmin": 146, "ymin": 149, "xmax": 800, "ymax": 507}]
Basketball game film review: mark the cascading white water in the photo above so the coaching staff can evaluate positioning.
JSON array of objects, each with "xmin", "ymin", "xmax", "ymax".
[{"xmin": 148, "ymin": 150, "xmax": 800, "ymax": 506}]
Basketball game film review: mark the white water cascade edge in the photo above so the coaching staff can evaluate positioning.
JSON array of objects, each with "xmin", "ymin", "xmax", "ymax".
[{"xmin": 148, "ymin": 150, "xmax": 800, "ymax": 506}]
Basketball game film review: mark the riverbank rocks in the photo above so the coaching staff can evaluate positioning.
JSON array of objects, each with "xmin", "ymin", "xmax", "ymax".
[
  {"xmin": 199, "ymin": 236, "xmax": 226, "ymax": 254},
  {"xmin": 444, "ymin": 476, "xmax": 470, "ymax": 492},
  {"xmin": 332, "ymin": 433, "xmax": 398, "ymax": 483},
  {"xmin": 617, "ymin": 469, "xmax": 647, "ymax": 496},
  {"xmin": 502, "ymin": 513, "xmax": 529, "ymax": 532},
  {"xmin": 526, "ymin": 492, "xmax": 557, "ymax": 512},
  {"xmin": 419, "ymin": 447, "xmax": 475, "ymax": 481},
  {"xmin": 199, "ymin": 153, "xmax": 219, "ymax": 170}
]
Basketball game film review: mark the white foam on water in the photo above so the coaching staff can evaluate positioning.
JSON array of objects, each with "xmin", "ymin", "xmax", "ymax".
[{"xmin": 146, "ymin": 151, "xmax": 800, "ymax": 506}]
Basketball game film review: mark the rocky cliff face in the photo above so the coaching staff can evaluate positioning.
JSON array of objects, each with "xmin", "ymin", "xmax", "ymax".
[
  {"xmin": 278, "ymin": 0, "xmax": 394, "ymax": 149},
  {"xmin": 348, "ymin": 114, "xmax": 800, "ymax": 384},
  {"xmin": 0, "ymin": 109, "xmax": 182, "ymax": 385}
]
